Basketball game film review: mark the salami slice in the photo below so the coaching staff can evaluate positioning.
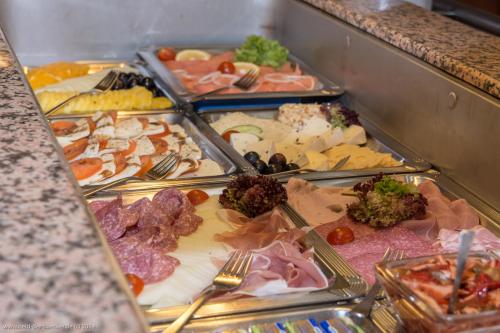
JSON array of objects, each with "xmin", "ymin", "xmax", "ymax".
[{"xmin": 94, "ymin": 197, "xmax": 139, "ymax": 241}]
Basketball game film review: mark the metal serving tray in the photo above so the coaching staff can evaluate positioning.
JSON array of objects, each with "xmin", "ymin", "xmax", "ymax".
[
  {"xmin": 287, "ymin": 172, "xmax": 499, "ymax": 333},
  {"xmin": 151, "ymin": 304, "xmax": 379, "ymax": 332},
  {"xmin": 138, "ymin": 45, "xmax": 344, "ymax": 106},
  {"xmin": 24, "ymin": 60, "xmax": 177, "ymax": 112},
  {"xmin": 48, "ymin": 111, "xmax": 239, "ymax": 186},
  {"xmin": 197, "ymin": 107, "xmax": 432, "ymax": 178},
  {"xmin": 89, "ymin": 181, "xmax": 368, "ymax": 326}
]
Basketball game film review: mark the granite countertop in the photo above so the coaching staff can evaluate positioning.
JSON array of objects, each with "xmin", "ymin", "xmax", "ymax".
[
  {"xmin": 303, "ymin": 0, "xmax": 500, "ymax": 99},
  {"xmin": 0, "ymin": 30, "xmax": 147, "ymax": 332}
]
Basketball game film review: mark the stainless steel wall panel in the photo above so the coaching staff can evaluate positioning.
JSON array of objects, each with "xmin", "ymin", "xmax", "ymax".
[{"xmin": 281, "ymin": 0, "xmax": 500, "ymax": 209}]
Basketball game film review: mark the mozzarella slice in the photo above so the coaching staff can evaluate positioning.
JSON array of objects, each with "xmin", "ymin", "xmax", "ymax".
[
  {"xmin": 168, "ymin": 124, "xmax": 187, "ymax": 138},
  {"xmin": 99, "ymin": 138, "xmax": 129, "ymax": 155},
  {"xmin": 179, "ymin": 138, "xmax": 202, "ymax": 160},
  {"xmin": 180, "ymin": 159, "xmax": 223, "ymax": 178},
  {"xmin": 93, "ymin": 115, "xmax": 115, "ymax": 139},
  {"xmin": 115, "ymin": 118, "xmax": 143, "ymax": 139},
  {"xmin": 230, "ymin": 133, "xmax": 260, "ymax": 155},
  {"xmin": 142, "ymin": 122, "xmax": 165, "ymax": 136},
  {"xmin": 135, "ymin": 136, "xmax": 156, "ymax": 156},
  {"xmin": 93, "ymin": 155, "xmax": 141, "ymax": 185}
]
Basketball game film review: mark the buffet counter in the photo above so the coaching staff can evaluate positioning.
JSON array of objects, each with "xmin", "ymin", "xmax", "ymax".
[{"xmin": 0, "ymin": 0, "xmax": 498, "ymax": 332}]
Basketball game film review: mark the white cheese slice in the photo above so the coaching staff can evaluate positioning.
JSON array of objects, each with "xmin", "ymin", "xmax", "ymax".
[
  {"xmin": 94, "ymin": 154, "xmax": 141, "ymax": 185},
  {"xmin": 142, "ymin": 123, "xmax": 165, "ymax": 136},
  {"xmin": 297, "ymin": 116, "xmax": 332, "ymax": 137},
  {"xmin": 343, "ymin": 125, "xmax": 367, "ymax": 145},
  {"xmin": 168, "ymin": 124, "xmax": 187, "ymax": 138},
  {"xmin": 93, "ymin": 115, "xmax": 115, "ymax": 139},
  {"xmin": 115, "ymin": 118, "xmax": 143, "ymax": 139},
  {"xmin": 246, "ymin": 139, "xmax": 276, "ymax": 163},
  {"xmin": 100, "ymin": 138, "xmax": 130, "ymax": 155},
  {"xmin": 180, "ymin": 138, "xmax": 202, "ymax": 160},
  {"xmin": 229, "ymin": 133, "xmax": 260, "ymax": 155},
  {"xmin": 321, "ymin": 127, "xmax": 344, "ymax": 149},
  {"xmin": 180, "ymin": 159, "xmax": 223, "ymax": 178},
  {"xmin": 135, "ymin": 136, "xmax": 156, "ymax": 156}
]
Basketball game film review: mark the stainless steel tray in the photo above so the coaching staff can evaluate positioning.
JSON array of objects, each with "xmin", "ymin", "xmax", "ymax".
[
  {"xmin": 48, "ymin": 111, "xmax": 239, "ymax": 185},
  {"xmin": 150, "ymin": 304, "xmax": 380, "ymax": 332},
  {"xmin": 287, "ymin": 172, "xmax": 499, "ymax": 333},
  {"xmin": 89, "ymin": 182, "xmax": 368, "ymax": 326},
  {"xmin": 24, "ymin": 60, "xmax": 177, "ymax": 112},
  {"xmin": 138, "ymin": 45, "xmax": 344, "ymax": 105},
  {"xmin": 197, "ymin": 107, "xmax": 432, "ymax": 178}
]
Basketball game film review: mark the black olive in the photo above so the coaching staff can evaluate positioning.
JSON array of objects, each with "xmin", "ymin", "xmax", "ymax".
[
  {"xmin": 112, "ymin": 79, "xmax": 126, "ymax": 90},
  {"xmin": 284, "ymin": 163, "xmax": 300, "ymax": 171},
  {"xmin": 153, "ymin": 88, "xmax": 164, "ymax": 97},
  {"xmin": 254, "ymin": 160, "xmax": 267, "ymax": 174},
  {"xmin": 141, "ymin": 77, "xmax": 155, "ymax": 90},
  {"xmin": 136, "ymin": 74, "xmax": 144, "ymax": 83},
  {"xmin": 267, "ymin": 163, "xmax": 282, "ymax": 174},
  {"xmin": 244, "ymin": 151, "xmax": 260, "ymax": 165},
  {"xmin": 127, "ymin": 77, "xmax": 139, "ymax": 88},
  {"xmin": 268, "ymin": 153, "xmax": 287, "ymax": 167}
]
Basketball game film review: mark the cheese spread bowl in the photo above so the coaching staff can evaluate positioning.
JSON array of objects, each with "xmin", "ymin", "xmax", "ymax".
[{"xmin": 375, "ymin": 252, "xmax": 500, "ymax": 333}]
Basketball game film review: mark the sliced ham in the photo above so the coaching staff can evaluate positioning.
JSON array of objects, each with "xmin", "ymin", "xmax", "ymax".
[
  {"xmin": 437, "ymin": 226, "xmax": 500, "ymax": 252},
  {"xmin": 230, "ymin": 241, "xmax": 328, "ymax": 297},
  {"xmin": 214, "ymin": 208, "xmax": 305, "ymax": 251}
]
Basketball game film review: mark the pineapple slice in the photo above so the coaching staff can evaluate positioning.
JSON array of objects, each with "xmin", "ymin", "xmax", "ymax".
[{"xmin": 37, "ymin": 86, "xmax": 173, "ymax": 115}]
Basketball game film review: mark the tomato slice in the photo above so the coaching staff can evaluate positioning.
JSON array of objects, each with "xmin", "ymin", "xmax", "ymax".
[
  {"xmin": 157, "ymin": 47, "xmax": 176, "ymax": 61},
  {"xmin": 148, "ymin": 123, "xmax": 171, "ymax": 139},
  {"xmin": 218, "ymin": 61, "xmax": 235, "ymax": 74},
  {"xmin": 98, "ymin": 139, "xmax": 108, "ymax": 151},
  {"xmin": 70, "ymin": 157, "xmax": 103, "ymax": 180},
  {"xmin": 51, "ymin": 120, "xmax": 77, "ymax": 136},
  {"xmin": 113, "ymin": 152, "xmax": 127, "ymax": 175},
  {"xmin": 109, "ymin": 110, "xmax": 118, "ymax": 123},
  {"xmin": 122, "ymin": 140, "xmax": 137, "ymax": 156},
  {"xmin": 138, "ymin": 117, "xmax": 149, "ymax": 129},
  {"xmin": 86, "ymin": 117, "xmax": 96, "ymax": 134},
  {"xmin": 222, "ymin": 130, "xmax": 238, "ymax": 143},
  {"xmin": 150, "ymin": 137, "xmax": 168, "ymax": 154},
  {"xmin": 63, "ymin": 138, "xmax": 89, "ymax": 160},
  {"xmin": 326, "ymin": 227, "xmax": 355, "ymax": 245},
  {"xmin": 125, "ymin": 273, "xmax": 144, "ymax": 296},
  {"xmin": 135, "ymin": 155, "xmax": 153, "ymax": 177},
  {"xmin": 187, "ymin": 189, "xmax": 209, "ymax": 206}
]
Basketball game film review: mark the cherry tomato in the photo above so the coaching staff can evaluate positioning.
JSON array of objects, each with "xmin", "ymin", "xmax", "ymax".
[
  {"xmin": 126, "ymin": 273, "xmax": 144, "ymax": 296},
  {"xmin": 326, "ymin": 227, "xmax": 354, "ymax": 245},
  {"xmin": 222, "ymin": 130, "xmax": 238, "ymax": 143},
  {"xmin": 218, "ymin": 61, "xmax": 235, "ymax": 74},
  {"xmin": 157, "ymin": 47, "xmax": 176, "ymax": 61},
  {"xmin": 187, "ymin": 189, "xmax": 209, "ymax": 206}
]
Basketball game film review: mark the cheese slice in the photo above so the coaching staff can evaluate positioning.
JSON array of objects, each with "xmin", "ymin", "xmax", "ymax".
[
  {"xmin": 246, "ymin": 139, "xmax": 276, "ymax": 163},
  {"xmin": 78, "ymin": 153, "xmax": 116, "ymax": 186},
  {"xmin": 115, "ymin": 118, "xmax": 143, "ymax": 139},
  {"xmin": 230, "ymin": 133, "xmax": 260, "ymax": 155},
  {"xmin": 304, "ymin": 151, "xmax": 330, "ymax": 171},
  {"xmin": 343, "ymin": 125, "xmax": 367, "ymax": 145},
  {"xmin": 135, "ymin": 136, "xmax": 156, "ymax": 156}
]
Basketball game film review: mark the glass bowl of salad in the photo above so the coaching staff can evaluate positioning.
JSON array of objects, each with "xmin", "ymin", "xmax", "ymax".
[{"xmin": 375, "ymin": 252, "xmax": 500, "ymax": 333}]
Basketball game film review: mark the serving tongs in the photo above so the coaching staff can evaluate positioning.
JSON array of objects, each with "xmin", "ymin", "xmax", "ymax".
[
  {"xmin": 82, "ymin": 153, "xmax": 179, "ymax": 198},
  {"xmin": 44, "ymin": 70, "xmax": 119, "ymax": 116},
  {"xmin": 448, "ymin": 230, "xmax": 475, "ymax": 314}
]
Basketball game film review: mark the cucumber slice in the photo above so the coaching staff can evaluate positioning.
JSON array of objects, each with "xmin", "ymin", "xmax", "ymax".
[{"xmin": 227, "ymin": 124, "xmax": 263, "ymax": 137}]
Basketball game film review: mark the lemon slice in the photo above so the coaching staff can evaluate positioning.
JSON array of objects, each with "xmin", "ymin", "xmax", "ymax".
[
  {"xmin": 175, "ymin": 49, "xmax": 212, "ymax": 61},
  {"xmin": 233, "ymin": 62, "xmax": 260, "ymax": 75}
]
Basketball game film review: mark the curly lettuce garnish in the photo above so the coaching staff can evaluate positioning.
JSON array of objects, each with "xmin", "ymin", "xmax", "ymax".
[
  {"xmin": 219, "ymin": 175, "xmax": 287, "ymax": 218},
  {"xmin": 347, "ymin": 174, "xmax": 428, "ymax": 227},
  {"xmin": 235, "ymin": 35, "xmax": 289, "ymax": 68},
  {"xmin": 320, "ymin": 103, "xmax": 362, "ymax": 129}
]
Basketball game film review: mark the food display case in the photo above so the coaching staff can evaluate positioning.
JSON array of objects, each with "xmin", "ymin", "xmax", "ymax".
[{"xmin": 0, "ymin": 0, "xmax": 499, "ymax": 332}]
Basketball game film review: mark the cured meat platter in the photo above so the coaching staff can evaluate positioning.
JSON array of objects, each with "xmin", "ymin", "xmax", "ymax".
[
  {"xmin": 87, "ymin": 182, "xmax": 368, "ymax": 324},
  {"xmin": 48, "ymin": 111, "xmax": 239, "ymax": 188},
  {"xmin": 138, "ymin": 45, "xmax": 344, "ymax": 105},
  {"xmin": 197, "ymin": 107, "xmax": 431, "ymax": 178}
]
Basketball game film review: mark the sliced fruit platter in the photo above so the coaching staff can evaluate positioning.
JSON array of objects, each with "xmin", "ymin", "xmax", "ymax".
[
  {"xmin": 138, "ymin": 35, "xmax": 342, "ymax": 102},
  {"xmin": 200, "ymin": 103, "xmax": 430, "ymax": 176},
  {"xmin": 24, "ymin": 61, "xmax": 174, "ymax": 115},
  {"xmin": 50, "ymin": 111, "xmax": 237, "ymax": 186}
]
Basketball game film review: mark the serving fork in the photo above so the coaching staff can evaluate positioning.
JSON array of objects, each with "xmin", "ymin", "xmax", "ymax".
[
  {"xmin": 272, "ymin": 155, "xmax": 351, "ymax": 177},
  {"xmin": 45, "ymin": 70, "xmax": 119, "ymax": 116},
  {"xmin": 82, "ymin": 153, "xmax": 179, "ymax": 198},
  {"xmin": 191, "ymin": 69, "xmax": 259, "ymax": 101},
  {"xmin": 164, "ymin": 250, "xmax": 253, "ymax": 333},
  {"xmin": 350, "ymin": 248, "xmax": 405, "ymax": 318}
]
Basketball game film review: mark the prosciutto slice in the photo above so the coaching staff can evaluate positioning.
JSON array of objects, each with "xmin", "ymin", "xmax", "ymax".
[
  {"xmin": 214, "ymin": 208, "xmax": 305, "ymax": 251},
  {"xmin": 231, "ymin": 241, "xmax": 329, "ymax": 297}
]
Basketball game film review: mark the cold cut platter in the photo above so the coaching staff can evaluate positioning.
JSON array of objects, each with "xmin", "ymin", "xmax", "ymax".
[{"xmin": 138, "ymin": 36, "xmax": 343, "ymax": 104}]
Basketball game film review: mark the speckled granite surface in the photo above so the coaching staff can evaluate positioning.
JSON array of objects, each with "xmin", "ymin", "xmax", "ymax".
[
  {"xmin": 302, "ymin": 0, "xmax": 500, "ymax": 98},
  {"xmin": 0, "ymin": 31, "xmax": 146, "ymax": 332}
]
